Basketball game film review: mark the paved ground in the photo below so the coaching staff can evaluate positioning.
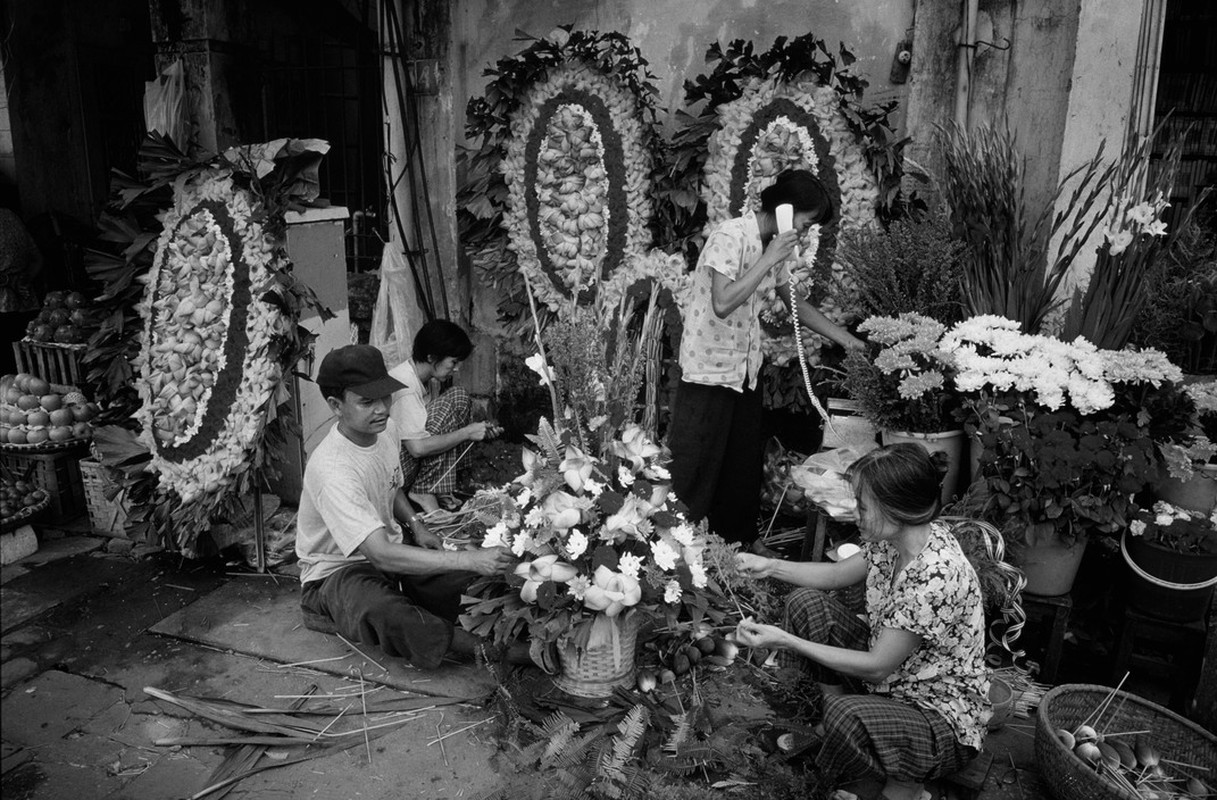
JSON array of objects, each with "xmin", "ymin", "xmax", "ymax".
[{"xmin": 0, "ymin": 525, "xmax": 1180, "ymax": 800}]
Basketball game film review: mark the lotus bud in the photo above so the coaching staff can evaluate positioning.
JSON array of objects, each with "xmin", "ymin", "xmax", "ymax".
[
  {"xmin": 1055, "ymin": 729, "xmax": 1076, "ymax": 750},
  {"xmin": 1073, "ymin": 725, "xmax": 1098, "ymax": 744},
  {"xmin": 636, "ymin": 669, "xmax": 657, "ymax": 693},
  {"xmin": 658, "ymin": 668, "xmax": 676, "ymax": 685},
  {"xmin": 1096, "ymin": 742, "xmax": 1121, "ymax": 770},
  {"xmin": 1074, "ymin": 742, "xmax": 1102, "ymax": 766},
  {"xmin": 1186, "ymin": 778, "xmax": 1210, "ymax": 799},
  {"xmin": 1134, "ymin": 739, "xmax": 1160, "ymax": 768}
]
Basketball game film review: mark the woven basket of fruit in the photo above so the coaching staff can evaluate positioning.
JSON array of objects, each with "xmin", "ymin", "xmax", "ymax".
[
  {"xmin": 0, "ymin": 373, "xmax": 98, "ymax": 451},
  {"xmin": 1035, "ymin": 683, "xmax": 1216, "ymax": 800},
  {"xmin": 0, "ymin": 475, "xmax": 50, "ymax": 533}
]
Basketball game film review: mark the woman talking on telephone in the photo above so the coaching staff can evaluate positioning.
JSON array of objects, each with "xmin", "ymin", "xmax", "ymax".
[{"xmin": 667, "ymin": 169, "xmax": 864, "ymax": 551}]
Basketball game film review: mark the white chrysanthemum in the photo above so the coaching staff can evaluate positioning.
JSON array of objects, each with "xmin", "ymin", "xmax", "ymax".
[
  {"xmin": 651, "ymin": 540, "xmax": 678, "ymax": 571},
  {"xmin": 663, "ymin": 580, "xmax": 682, "ymax": 604},
  {"xmin": 565, "ymin": 529, "xmax": 589, "ymax": 559},
  {"xmin": 482, "ymin": 522, "xmax": 510, "ymax": 549},
  {"xmin": 618, "ymin": 552, "xmax": 643, "ymax": 580}
]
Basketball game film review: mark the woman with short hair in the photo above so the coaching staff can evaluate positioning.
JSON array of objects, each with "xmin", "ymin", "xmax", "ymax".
[{"xmin": 668, "ymin": 169, "xmax": 864, "ymax": 549}]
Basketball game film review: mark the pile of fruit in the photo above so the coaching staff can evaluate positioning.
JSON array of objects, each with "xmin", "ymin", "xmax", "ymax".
[
  {"xmin": 1053, "ymin": 724, "xmax": 1211, "ymax": 799},
  {"xmin": 23, "ymin": 290, "xmax": 97, "ymax": 345},
  {"xmin": 0, "ymin": 374, "xmax": 98, "ymax": 446},
  {"xmin": 0, "ymin": 473, "xmax": 48, "ymax": 523},
  {"xmin": 636, "ymin": 628, "xmax": 740, "ymax": 692}
]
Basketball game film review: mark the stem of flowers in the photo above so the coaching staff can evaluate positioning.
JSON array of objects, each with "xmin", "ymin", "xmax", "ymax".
[{"xmin": 521, "ymin": 270, "xmax": 565, "ymax": 431}]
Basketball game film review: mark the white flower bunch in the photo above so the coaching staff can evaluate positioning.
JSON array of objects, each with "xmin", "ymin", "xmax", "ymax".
[
  {"xmin": 940, "ymin": 316, "xmax": 1182, "ymax": 415},
  {"xmin": 1102, "ymin": 191, "xmax": 1169, "ymax": 256},
  {"xmin": 482, "ymin": 423, "xmax": 710, "ymax": 619}
]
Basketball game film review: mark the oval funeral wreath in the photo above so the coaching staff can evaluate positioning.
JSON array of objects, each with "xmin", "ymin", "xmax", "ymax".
[{"xmin": 134, "ymin": 169, "xmax": 288, "ymax": 503}]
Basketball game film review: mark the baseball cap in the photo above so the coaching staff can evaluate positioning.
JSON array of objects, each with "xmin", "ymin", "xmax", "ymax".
[{"xmin": 316, "ymin": 345, "xmax": 405, "ymax": 399}]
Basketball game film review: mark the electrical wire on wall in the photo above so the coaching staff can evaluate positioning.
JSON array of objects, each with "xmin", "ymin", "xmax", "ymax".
[{"xmin": 377, "ymin": 0, "xmax": 449, "ymax": 322}]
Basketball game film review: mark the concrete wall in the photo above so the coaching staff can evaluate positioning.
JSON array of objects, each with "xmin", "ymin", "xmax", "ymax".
[{"xmin": 452, "ymin": 0, "xmax": 917, "ymax": 141}]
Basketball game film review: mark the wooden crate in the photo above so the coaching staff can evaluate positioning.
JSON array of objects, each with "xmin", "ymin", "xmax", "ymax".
[
  {"xmin": 1, "ymin": 448, "xmax": 87, "ymax": 524},
  {"xmin": 12, "ymin": 340, "xmax": 88, "ymax": 391}
]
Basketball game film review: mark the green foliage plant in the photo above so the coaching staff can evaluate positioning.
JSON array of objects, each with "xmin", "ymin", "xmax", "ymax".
[
  {"xmin": 937, "ymin": 122, "xmax": 1122, "ymax": 335},
  {"xmin": 1059, "ymin": 137, "xmax": 1193, "ymax": 350},
  {"xmin": 1129, "ymin": 206, "xmax": 1217, "ymax": 374},
  {"xmin": 832, "ymin": 212, "xmax": 967, "ymax": 325}
]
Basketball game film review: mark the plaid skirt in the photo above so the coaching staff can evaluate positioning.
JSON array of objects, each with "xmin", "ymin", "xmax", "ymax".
[
  {"xmin": 400, "ymin": 386, "xmax": 471, "ymax": 495},
  {"xmin": 781, "ymin": 588, "xmax": 978, "ymax": 784}
]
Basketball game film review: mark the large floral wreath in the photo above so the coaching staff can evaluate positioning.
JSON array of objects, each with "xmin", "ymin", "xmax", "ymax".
[
  {"xmin": 701, "ymin": 76, "xmax": 878, "ymax": 368},
  {"xmin": 502, "ymin": 61, "xmax": 654, "ymax": 309},
  {"xmin": 134, "ymin": 169, "xmax": 288, "ymax": 503},
  {"xmin": 86, "ymin": 135, "xmax": 328, "ymax": 554}
]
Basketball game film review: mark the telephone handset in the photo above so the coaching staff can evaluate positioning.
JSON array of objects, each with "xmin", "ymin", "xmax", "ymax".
[{"xmin": 775, "ymin": 203, "xmax": 799, "ymax": 261}]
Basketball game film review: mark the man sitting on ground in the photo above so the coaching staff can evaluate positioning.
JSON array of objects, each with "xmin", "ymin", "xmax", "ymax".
[
  {"xmin": 389, "ymin": 320, "xmax": 501, "ymax": 513},
  {"xmin": 296, "ymin": 344, "xmax": 521, "ymax": 668}
]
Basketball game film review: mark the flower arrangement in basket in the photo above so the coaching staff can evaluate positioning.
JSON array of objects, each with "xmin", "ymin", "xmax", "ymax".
[
  {"xmin": 1128, "ymin": 501, "xmax": 1217, "ymax": 556},
  {"xmin": 458, "ymin": 282, "xmax": 736, "ymax": 692}
]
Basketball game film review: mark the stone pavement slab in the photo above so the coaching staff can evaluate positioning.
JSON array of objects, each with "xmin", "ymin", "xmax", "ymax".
[
  {"xmin": 149, "ymin": 577, "xmax": 496, "ymax": 700},
  {"xmin": 1, "ymin": 670, "xmax": 126, "ymax": 747}
]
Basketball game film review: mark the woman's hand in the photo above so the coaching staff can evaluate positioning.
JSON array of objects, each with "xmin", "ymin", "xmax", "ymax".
[
  {"xmin": 735, "ymin": 618, "xmax": 789, "ymax": 650},
  {"xmin": 763, "ymin": 230, "xmax": 801, "ymax": 267},
  {"xmin": 735, "ymin": 552, "xmax": 777, "ymax": 579},
  {"xmin": 839, "ymin": 332, "xmax": 866, "ymax": 352}
]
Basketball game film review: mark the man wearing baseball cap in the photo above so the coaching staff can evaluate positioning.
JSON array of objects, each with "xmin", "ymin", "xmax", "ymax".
[{"xmin": 295, "ymin": 344, "xmax": 521, "ymax": 668}]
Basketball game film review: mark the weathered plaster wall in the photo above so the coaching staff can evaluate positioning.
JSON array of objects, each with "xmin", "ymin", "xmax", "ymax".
[
  {"xmin": 453, "ymin": 0, "xmax": 916, "ymax": 141},
  {"xmin": 903, "ymin": 0, "xmax": 1079, "ymax": 217},
  {"xmin": 1054, "ymin": 0, "xmax": 1149, "ymax": 293}
]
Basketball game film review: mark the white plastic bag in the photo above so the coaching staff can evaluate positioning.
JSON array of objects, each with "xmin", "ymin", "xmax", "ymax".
[
  {"xmin": 370, "ymin": 245, "xmax": 421, "ymax": 370},
  {"xmin": 144, "ymin": 60, "xmax": 187, "ymax": 147}
]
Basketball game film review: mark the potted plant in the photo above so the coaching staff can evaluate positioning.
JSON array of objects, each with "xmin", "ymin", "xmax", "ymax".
[
  {"xmin": 831, "ymin": 212, "xmax": 968, "ymax": 326},
  {"xmin": 1152, "ymin": 379, "xmax": 1217, "ymax": 513},
  {"xmin": 841, "ymin": 312, "xmax": 964, "ymax": 502},
  {"xmin": 941, "ymin": 315, "xmax": 1181, "ymax": 595},
  {"xmin": 1122, "ymin": 499, "xmax": 1217, "ymax": 622}
]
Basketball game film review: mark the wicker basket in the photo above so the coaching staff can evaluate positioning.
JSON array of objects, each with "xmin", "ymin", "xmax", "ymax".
[
  {"xmin": 1035, "ymin": 683, "xmax": 1217, "ymax": 800},
  {"xmin": 0, "ymin": 446, "xmax": 87, "ymax": 523},
  {"xmin": 79, "ymin": 458, "xmax": 129, "ymax": 537},
  {"xmin": 555, "ymin": 612, "xmax": 642, "ymax": 698}
]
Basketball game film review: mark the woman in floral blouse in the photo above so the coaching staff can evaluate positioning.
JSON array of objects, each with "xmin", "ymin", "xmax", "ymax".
[
  {"xmin": 667, "ymin": 170, "xmax": 863, "ymax": 550},
  {"xmin": 735, "ymin": 444, "xmax": 990, "ymax": 800}
]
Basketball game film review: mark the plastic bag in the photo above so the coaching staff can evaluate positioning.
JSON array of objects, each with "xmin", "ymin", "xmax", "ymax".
[
  {"xmin": 370, "ymin": 245, "xmax": 422, "ymax": 369},
  {"xmin": 144, "ymin": 60, "xmax": 187, "ymax": 147}
]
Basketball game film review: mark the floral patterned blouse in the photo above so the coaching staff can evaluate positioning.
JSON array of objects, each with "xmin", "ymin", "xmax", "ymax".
[
  {"xmin": 678, "ymin": 211, "xmax": 790, "ymax": 391},
  {"xmin": 863, "ymin": 520, "xmax": 991, "ymax": 749}
]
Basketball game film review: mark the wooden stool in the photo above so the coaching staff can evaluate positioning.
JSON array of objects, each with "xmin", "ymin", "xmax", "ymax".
[
  {"xmin": 1112, "ymin": 608, "xmax": 1206, "ymax": 713},
  {"xmin": 1021, "ymin": 592, "xmax": 1072, "ymax": 683}
]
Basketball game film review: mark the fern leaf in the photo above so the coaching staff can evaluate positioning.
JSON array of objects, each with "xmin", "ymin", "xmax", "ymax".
[
  {"xmin": 541, "ymin": 720, "xmax": 582, "ymax": 768},
  {"xmin": 553, "ymin": 729, "xmax": 603, "ymax": 769},
  {"xmin": 598, "ymin": 705, "xmax": 649, "ymax": 790},
  {"xmin": 540, "ymin": 711, "xmax": 577, "ymax": 737},
  {"xmin": 662, "ymin": 712, "xmax": 691, "ymax": 755}
]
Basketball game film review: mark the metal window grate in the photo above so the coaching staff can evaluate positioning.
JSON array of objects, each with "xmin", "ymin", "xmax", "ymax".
[{"xmin": 255, "ymin": 28, "xmax": 386, "ymax": 273}]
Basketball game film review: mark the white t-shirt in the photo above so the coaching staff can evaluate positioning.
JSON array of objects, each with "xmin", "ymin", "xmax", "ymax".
[
  {"xmin": 296, "ymin": 421, "xmax": 405, "ymax": 585},
  {"xmin": 388, "ymin": 360, "xmax": 429, "ymax": 441}
]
